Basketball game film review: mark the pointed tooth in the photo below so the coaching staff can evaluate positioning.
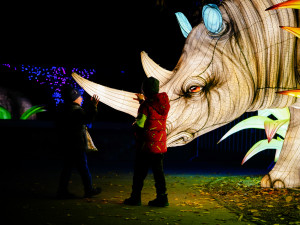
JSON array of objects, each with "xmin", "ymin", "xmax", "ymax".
[
  {"xmin": 72, "ymin": 73, "xmax": 139, "ymax": 117},
  {"xmin": 280, "ymin": 26, "xmax": 300, "ymax": 38},
  {"xmin": 241, "ymin": 139, "xmax": 283, "ymax": 165},
  {"xmin": 277, "ymin": 89, "xmax": 300, "ymax": 97},
  {"xmin": 266, "ymin": 0, "xmax": 300, "ymax": 10},
  {"xmin": 264, "ymin": 119, "xmax": 289, "ymax": 143},
  {"xmin": 141, "ymin": 51, "xmax": 173, "ymax": 85}
]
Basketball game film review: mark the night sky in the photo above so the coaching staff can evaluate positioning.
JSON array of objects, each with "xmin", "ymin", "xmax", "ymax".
[
  {"xmin": 1, "ymin": 1, "xmax": 191, "ymax": 71},
  {"xmin": 0, "ymin": 1, "xmax": 219, "ymax": 121}
]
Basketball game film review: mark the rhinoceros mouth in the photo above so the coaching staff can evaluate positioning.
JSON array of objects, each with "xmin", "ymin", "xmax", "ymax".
[{"xmin": 167, "ymin": 132, "xmax": 194, "ymax": 147}]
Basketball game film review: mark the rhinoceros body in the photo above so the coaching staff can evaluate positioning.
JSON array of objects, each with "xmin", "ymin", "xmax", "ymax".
[{"xmin": 73, "ymin": 0, "xmax": 300, "ymax": 188}]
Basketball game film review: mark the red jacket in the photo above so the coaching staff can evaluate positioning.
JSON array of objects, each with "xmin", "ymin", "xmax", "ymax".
[{"xmin": 135, "ymin": 92, "xmax": 170, "ymax": 154}]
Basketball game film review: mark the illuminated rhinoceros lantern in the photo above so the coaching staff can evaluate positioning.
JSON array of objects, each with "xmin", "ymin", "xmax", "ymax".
[{"xmin": 72, "ymin": 0, "xmax": 300, "ymax": 188}]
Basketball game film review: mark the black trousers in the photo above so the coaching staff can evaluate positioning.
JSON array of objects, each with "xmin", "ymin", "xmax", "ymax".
[
  {"xmin": 132, "ymin": 151, "xmax": 167, "ymax": 196},
  {"xmin": 58, "ymin": 150, "xmax": 92, "ymax": 193}
]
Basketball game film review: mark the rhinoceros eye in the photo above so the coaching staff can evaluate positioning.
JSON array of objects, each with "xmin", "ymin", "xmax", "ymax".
[{"xmin": 189, "ymin": 86, "xmax": 202, "ymax": 93}]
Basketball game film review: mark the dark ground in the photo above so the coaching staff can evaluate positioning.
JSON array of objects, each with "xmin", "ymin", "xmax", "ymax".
[
  {"xmin": 2, "ymin": 159, "xmax": 256, "ymax": 225},
  {"xmin": 0, "ymin": 121, "xmax": 299, "ymax": 225},
  {"xmin": 2, "ymin": 159, "xmax": 300, "ymax": 225}
]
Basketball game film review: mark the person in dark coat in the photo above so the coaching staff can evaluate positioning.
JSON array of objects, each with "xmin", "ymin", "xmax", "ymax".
[
  {"xmin": 56, "ymin": 86, "xmax": 101, "ymax": 198},
  {"xmin": 124, "ymin": 77, "xmax": 170, "ymax": 207}
]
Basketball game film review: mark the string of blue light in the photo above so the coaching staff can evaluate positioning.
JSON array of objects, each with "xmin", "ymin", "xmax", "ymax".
[{"xmin": 2, "ymin": 64, "xmax": 96, "ymax": 105}]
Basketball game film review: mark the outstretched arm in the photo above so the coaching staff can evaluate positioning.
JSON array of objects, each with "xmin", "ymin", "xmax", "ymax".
[
  {"xmin": 75, "ymin": 95, "xmax": 100, "ymax": 124},
  {"xmin": 133, "ymin": 93, "xmax": 146, "ymax": 104}
]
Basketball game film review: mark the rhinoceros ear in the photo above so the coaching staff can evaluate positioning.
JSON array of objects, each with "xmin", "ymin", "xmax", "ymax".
[
  {"xmin": 202, "ymin": 4, "xmax": 224, "ymax": 34},
  {"xmin": 175, "ymin": 12, "xmax": 192, "ymax": 38}
]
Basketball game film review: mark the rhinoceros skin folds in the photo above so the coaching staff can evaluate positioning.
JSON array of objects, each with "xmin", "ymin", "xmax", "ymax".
[{"xmin": 73, "ymin": 0, "xmax": 300, "ymax": 188}]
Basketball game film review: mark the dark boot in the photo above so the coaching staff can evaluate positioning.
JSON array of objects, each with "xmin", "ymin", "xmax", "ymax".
[
  {"xmin": 148, "ymin": 194, "xmax": 169, "ymax": 207},
  {"xmin": 124, "ymin": 193, "xmax": 141, "ymax": 206},
  {"xmin": 84, "ymin": 187, "xmax": 102, "ymax": 198}
]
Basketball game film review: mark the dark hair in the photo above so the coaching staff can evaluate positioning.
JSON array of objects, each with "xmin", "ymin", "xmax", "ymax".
[{"xmin": 61, "ymin": 86, "xmax": 81, "ymax": 102}]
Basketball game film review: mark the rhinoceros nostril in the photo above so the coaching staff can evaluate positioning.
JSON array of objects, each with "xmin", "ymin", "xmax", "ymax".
[{"xmin": 167, "ymin": 132, "xmax": 193, "ymax": 147}]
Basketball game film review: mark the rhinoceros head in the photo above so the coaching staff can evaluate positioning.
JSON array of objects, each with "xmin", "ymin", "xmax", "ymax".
[
  {"xmin": 147, "ymin": 4, "xmax": 247, "ymax": 147},
  {"xmin": 72, "ymin": 0, "xmax": 299, "ymax": 147}
]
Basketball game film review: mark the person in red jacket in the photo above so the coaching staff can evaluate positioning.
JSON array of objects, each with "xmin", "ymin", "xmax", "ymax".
[{"xmin": 124, "ymin": 77, "xmax": 170, "ymax": 207}]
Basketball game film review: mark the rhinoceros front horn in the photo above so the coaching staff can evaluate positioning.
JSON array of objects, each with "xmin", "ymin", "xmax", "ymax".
[
  {"xmin": 72, "ymin": 73, "xmax": 139, "ymax": 117},
  {"xmin": 141, "ymin": 51, "xmax": 173, "ymax": 86}
]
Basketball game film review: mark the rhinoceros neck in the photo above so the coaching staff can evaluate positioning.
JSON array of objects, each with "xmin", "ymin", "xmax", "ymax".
[{"xmin": 223, "ymin": 0, "xmax": 300, "ymax": 111}]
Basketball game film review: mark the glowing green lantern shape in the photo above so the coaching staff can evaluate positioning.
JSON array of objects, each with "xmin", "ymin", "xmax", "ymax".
[
  {"xmin": 0, "ymin": 106, "xmax": 12, "ymax": 119},
  {"xmin": 20, "ymin": 105, "xmax": 47, "ymax": 120},
  {"xmin": 0, "ymin": 105, "xmax": 46, "ymax": 120}
]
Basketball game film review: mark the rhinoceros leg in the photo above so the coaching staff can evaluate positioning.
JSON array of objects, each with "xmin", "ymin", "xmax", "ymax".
[{"xmin": 261, "ymin": 107, "xmax": 300, "ymax": 188}]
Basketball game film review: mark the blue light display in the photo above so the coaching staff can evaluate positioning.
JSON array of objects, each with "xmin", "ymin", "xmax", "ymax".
[{"xmin": 2, "ymin": 64, "xmax": 96, "ymax": 105}]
